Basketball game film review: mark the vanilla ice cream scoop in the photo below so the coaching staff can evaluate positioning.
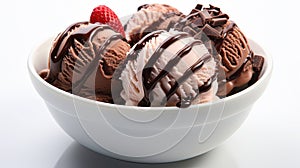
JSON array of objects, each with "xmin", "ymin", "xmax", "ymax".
[{"xmin": 112, "ymin": 30, "xmax": 217, "ymax": 107}]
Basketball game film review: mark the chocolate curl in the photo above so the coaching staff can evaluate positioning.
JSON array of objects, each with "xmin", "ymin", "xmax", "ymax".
[
  {"xmin": 180, "ymin": 4, "xmax": 230, "ymax": 39},
  {"xmin": 210, "ymin": 18, "xmax": 228, "ymax": 27},
  {"xmin": 202, "ymin": 24, "xmax": 222, "ymax": 38},
  {"xmin": 195, "ymin": 4, "xmax": 203, "ymax": 10},
  {"xmin": 252, "ymin": 55, "xmax": 265, "ymax": 72}
]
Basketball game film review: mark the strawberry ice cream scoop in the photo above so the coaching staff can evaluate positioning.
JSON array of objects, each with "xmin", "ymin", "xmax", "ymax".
[{"xmin": 112, "ymin": 30, "xmax": 217, "ymax": 108}]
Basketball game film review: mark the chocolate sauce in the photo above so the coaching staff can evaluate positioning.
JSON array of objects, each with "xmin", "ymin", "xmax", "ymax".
[
  {"xmin": 111, "ymin": 30, "xmax": 165, "ymax": 105},
  {"xmin": 126, "ymin": 30, "xmax": 165, "ymax": 59},
  {"xmin": 178, "ymin": 74, "xmax": 214, "ymax": 108},
  {"xmin": 137, "ymin": 4, "xmax": 148, "ymax": 11},
  {"xmin": 165, "ymin": 54, "xmax": 212, "ymax": 108},
  {"xmin": 137, "ymin": 32, "xmax": 214, "ymax": 108},
  {"xmin": 142, "ymin": 32, "xmax": 189, "ymax": 89},
  {"xmin": 46, "ymin": 22, "xmax": 97, "ymax": 83}
]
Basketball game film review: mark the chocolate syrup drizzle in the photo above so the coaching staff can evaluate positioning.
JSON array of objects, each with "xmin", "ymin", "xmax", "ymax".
[
  {"xmin": 142, "ymin": 32, "xmax": 189, "ymax": 89},
  {"xmin": 163, "ymin": 54, "xmax": 213, "ymax": 108},
  {"xmin": 45, "ymin": 22, "xmax": 124, "ymax": 94},
  {"xmin": 130, "ymin": 31, "xmax": 215, "ymax": 108},
  {"xmin": 46, "ymin": 21, "xmax": 92, "ymax": 82},
  {"xmin": 126, "ymin": 30, "xmax": 165, "ymax": 60}
]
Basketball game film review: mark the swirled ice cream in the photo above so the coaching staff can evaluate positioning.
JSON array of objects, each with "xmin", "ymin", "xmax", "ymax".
[
  {"xmin": 40, "ymin": 22, "xmax": 130, "ymax": 103},
  {"xmin": 112, "ymin": 30, "xmax": 217, "ymax": 107},
  {"xmin": 174, "ymin": 4, "xmax": 264, "ymax": 96}
]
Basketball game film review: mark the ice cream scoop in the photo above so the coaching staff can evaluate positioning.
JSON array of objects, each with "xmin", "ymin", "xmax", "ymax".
[
  {"xmin": 40, "ymin": 22, "xmax": 130, "ymax": 103},
  {"xmin": 217, "ymin": 22, "xmax": 265, "ymax": 96},
  {"xmin": 217, "ymin": 22, "xmax": 255, "ymax": 96},
  {"xmin": 174, "ymin": 4, "xmax": 264, "ymax": 97},
  {"xmin": 124, "ymin": 3, "xmax": 184, "ymax": 46},
  {"xmin": 112, "ymin": 30, "xmax": 217, "ymax": 107}
]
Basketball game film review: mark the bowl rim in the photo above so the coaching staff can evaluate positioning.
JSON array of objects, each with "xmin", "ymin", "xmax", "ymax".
[{"xmin": 28, "ymin": 36, "xmax": 273, "ymax": 111}]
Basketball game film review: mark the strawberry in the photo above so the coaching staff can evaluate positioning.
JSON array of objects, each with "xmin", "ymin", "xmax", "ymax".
[{"xmin": 90, "ymin": 5, "xmax": 125, "ymax": 37}]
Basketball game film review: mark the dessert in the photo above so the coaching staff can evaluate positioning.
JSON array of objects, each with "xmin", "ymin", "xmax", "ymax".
[
  {"xmin": 40, "ymin": 6, "xmax": 130, "ymax": 103},
  {"xmin": 174, "ymin": 4, "xmax": 264, "ymax": 96},
  {"xmin": 124, "ymin": 4, "xmax": 185, "ymax": 46},
  {"xmin": 39, "ymin": 3, "xmax": 264, "ymax": 107},
  {"xmin": 112, "ymin": 30, "xmax": 217, "ymax": 107}
]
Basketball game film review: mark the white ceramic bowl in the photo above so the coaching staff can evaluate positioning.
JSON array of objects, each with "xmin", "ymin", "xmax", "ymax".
[{"xmin": 28, "ymin": 37, "xmax": 272, "ymax": 163}]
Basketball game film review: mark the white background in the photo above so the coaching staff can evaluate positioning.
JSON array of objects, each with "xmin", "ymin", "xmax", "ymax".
[{"xmin": 1, "ymin": 0, "xmax": 299, "ymax": 167}]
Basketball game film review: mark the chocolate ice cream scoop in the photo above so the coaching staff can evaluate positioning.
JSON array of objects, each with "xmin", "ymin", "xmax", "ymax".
[
  {"xmin": 216, "ymin": 22, "xmax": 253, "ymax": 96},
  {"xmin": 112, "ymin": 30, "xmax": 217, "ymax": 108},
  {"xmin": 217, "ymin": 22, "xmax": 265, "ymax": 96},
  {"xmin": 124, "ymin": 3, "xmax": 184, "ymax": 46},
  {"xmin": 174, "ymin": 4, "xmax": 264, "ymax": 97},
  {"xmin": 219, "ymin": 23, "xmax": 250, "ymax": 78},
  {"xmin": 40, "ymin": 22, "xmax": 130, "ymax": 103}
]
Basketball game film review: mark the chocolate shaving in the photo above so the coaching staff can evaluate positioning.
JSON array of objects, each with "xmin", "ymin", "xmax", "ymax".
[
  {"xmin": 183, "ymin": 26, "xmax": 197, "ymax": 36},
  {"xmin": 252, "ymin": 55, "xmax": 264, "ymax": 72},
  {"xmin": 215, "ymin": 27, "xmax": 223, "ymax": 33},
  {"xmin": 208, "ymin": 4, "xmax": 220, "ymax": 11},
  {"xmin": 190, "ymin": 9, "xmax": 201, "ymax": 15},
  {"xmin": 174, "ymin": 4, "xmax": 265, "ymax": 98},
  {"xmin": 208, "ymin": 9, "xmax": 221, "ymax": 15},
  {"xmin": 195, "ymin": 4, "xmax": 203, "ymax": 10},
  {"xmin": 202, "ymin": 24, "xmax": 222, "ymax": 38},
  {"xmin": 211, "ymin": 18, "xmax": 228, "ymax": 27},
  {"xmin": 200, "ymin": 10, "xmax": 213, "ymax": 21},
  {"xmin": 192, "ymin": 18, "xmax": 204, "ymax": 27},
  {"xmin": 214, "ymin": 13, "xmax": 229, "ymax": 19},
  {"xmin": 248, "ymin": 55, "xmax": 265, "ymax": 87},
  {"xmin": 175, "ymin": 4, "xmax": 230, "ymax": 40}
]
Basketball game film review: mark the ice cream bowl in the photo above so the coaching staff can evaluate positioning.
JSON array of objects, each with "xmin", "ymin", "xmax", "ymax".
[{"xmin": 28, "ymin": 37, "xmax": 272, "ymax": 163}]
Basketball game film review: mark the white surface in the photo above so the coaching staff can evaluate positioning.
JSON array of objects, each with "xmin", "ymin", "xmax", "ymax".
[{"xmin": 0, "ymin": 0, "xmax": 299, "ymax": 167}]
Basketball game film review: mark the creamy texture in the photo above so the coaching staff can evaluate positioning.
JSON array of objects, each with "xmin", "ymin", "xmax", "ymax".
[
  {"xmin": 41, "ymin": 22, "xmax": 130, "ymax": 103},
  {"xmin": 217, "ymin": 23, "xmax": 253, "ymax": 96},
  {"xmin": 124, "ymin": 3, "xmax": 184, "ymax": 45},
  {"xmin": 40, "ymin": 3, "xmax": 265, "ymax": 106},
  {"xmin": 174, "ymin": 4, "xmax": 264, "ymax": 97},
  {"xmin": 112, "ymin": 30, "xmax": 217, "ymax": 107}
]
